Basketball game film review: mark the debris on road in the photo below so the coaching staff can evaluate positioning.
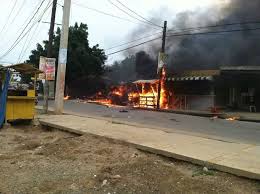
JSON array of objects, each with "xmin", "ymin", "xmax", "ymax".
[
  {"xmin": 210, "ymin": 116, "xmax": 218, "ymax": 121},
  {"xmin": 119, "ymin": 109, "xmax": 128, "ymax": 113}
]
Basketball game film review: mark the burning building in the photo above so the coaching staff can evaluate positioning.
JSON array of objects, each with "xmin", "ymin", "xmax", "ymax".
[
  {"xmin": 128, "ymin": 67, "xmax": 168, "ymax": 109},
  {"xmin": 128, "ymin": 79, "xmax": 159, "ymax": 109},
  {"xmin": 89, "ymin": 68, "xmax": 169, "ymax": 109},
  {"xmin": 90, "ymin": 66, "xmax": 260, "ymax": 113}
]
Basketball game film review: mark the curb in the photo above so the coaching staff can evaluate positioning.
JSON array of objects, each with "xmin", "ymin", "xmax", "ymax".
[
  {"xmin": 219, "ymin": 115, "xmax": 260, "ymax": 123},
  {"xmin": 134, "ymin": 107, "xmax": 224, "ymax": 118}
]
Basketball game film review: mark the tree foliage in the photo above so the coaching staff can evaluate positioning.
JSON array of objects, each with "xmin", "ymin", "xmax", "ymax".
[{"xmin": 27, "ymin": 23, "xmax": 107, "ymax": 94}]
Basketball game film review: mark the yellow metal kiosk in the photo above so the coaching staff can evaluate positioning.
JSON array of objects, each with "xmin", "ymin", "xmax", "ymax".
[{"xmin": 5, "ymin": 63, "xmax": 42, "ymax": 122}]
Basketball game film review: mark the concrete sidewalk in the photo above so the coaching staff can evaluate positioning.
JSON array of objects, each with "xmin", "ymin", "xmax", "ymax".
[{"xmin": 39, "ymin": 114, "xmax": 260, "ymax": 180}]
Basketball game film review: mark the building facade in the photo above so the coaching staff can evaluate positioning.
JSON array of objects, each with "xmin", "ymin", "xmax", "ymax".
[{"xmin": 166, "ymin": 66, "xmax": 260, "ymax": 112}]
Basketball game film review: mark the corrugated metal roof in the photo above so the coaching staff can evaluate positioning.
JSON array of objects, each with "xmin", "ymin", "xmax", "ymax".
[
  {"xmin": 133, "ymin": 79, "xmax": 159, "ymax": 84},
  {"xmin": 0, "ymin": 65, "xmax": 5, "ymax": 72},
  {"xmin": 5, "ymin": 63, "xmax": 42, "ymax": 74},
  {"xmin": 220, "ymin": 66, "xmax": 260, "ymax": 71},
  {"xmin": 181, "ymin": 70, "xmax": 220, "ymax": 76},
  {"xmin": 167, "ymin": 76, "xmax": 213, "ymax": 81}
]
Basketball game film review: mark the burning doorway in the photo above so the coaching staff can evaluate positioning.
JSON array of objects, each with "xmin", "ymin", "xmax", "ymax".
[{"xmin": 128, "ymin": 79, "xmax": 159, "ymax": 109}]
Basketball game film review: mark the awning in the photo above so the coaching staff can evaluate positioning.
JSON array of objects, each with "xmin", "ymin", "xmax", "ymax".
[
  {"xmin": 220, "ymin": 66, "xmax": 260, "ymax": 75},
  {"xmin": 6, "ymin": 63, "xmax": 42, "ymax": 74},
  {"xmin": 133, "ymin": 79, "xmax": 159, "ymax": 84},
  {"xmin": 0, "ymin": 65, "xmax": 7, "ymax": 72},
  {"xmin": 167, "ymin": 76, "xmax": 213, "ymax": 81},
  {"xmin": 220, "ymin": 66, "xmax": 260, "ymax": 71}
]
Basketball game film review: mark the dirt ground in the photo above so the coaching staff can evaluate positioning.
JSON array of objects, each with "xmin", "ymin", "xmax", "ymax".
[{"xmin": 0, "ymin": 125, "xmax": 260, "ymax": 194}]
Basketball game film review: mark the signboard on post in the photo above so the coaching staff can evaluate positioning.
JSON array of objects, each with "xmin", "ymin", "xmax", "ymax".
[
  {"xmin": 158, "ymin": 52, "xmax": 167, "ymax": 73},
  {"xmin": 39, "ymin": 56, "xmax": 46, "ymax": 80},
  {"xmin": 38, "ymin": 56, "xmax": 56, "ymax": 81},
  {"xmin": 45, "ymin": 58, "xmax": 56, "ymax": 81}
]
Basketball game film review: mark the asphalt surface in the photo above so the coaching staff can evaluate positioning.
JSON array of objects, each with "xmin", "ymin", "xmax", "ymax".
[{"xmin": 40, "ymin": 100, "xmax": 260, "ymax": 145}]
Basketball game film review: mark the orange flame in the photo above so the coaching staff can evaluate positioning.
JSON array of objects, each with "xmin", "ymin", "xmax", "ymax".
[
  {"xmin": 110, "ymin": 85, "xmax": 126, "ymax": 97},
  {"xmin": 87, "ymin": 68, "xmax": 170, "ymax": 109},
  {"xmin": 128, "ymin": 67, "xmax": 169, "ymax": 109},
  {"xmin": 87, "ymin": 99, "xmax": 112, "ymax": 106},
  {"xmin": 64, "ymin": 95, "xmax": 70, "ymax": 100},
  {"xmin": 226, "ymin": 117, "xmax": 239, "ymax": 121},
  {"xmin": 159, "ymin": 67, "xmax": 168, "ymax": 109}
]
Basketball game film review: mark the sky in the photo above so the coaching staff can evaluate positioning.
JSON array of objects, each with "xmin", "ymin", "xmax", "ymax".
[{"xmin": 0, "ymin": 0, "xmax": 226, "ymax": 65}]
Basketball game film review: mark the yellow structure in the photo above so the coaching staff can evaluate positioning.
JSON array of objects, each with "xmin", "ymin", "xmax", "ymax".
[{"xmin": 5, "ymin": 63, "xmax": 42, "ymax": 122}]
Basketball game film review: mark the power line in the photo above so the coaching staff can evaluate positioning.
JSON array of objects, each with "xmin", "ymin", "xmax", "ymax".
[
  {"xmin": 0, "ymin": 0, "xmax": 51, "ymax": 60},
  {"xmin": 56, "ymin": 1, "xmax": 63, "ymax": 8},
  {"xmin": 72, "ymin": 1, "xmax": 144, "ymax": 26},
  {"xmin": 18, "ymin": 17, "xmax": 44, "ymax": 63},
  {"xmin": 17, "ymin": 25, "xmax": 32, "ymax": 62},
  {"xmin": 19, "ymin": 0, "xmax": 44, "ymax": 30},
  {"xmin": 106, "ymin": 36, "xmax": 161, "ymax": 55},
  {"xmin": 19, "ymin": 4, "xmax": 52, "ymax": 63},
  {"xmin": 167, "ymin": 27, "xmax": 260, "ymax": 38},
  {"xmin": 0, "ymin": 0, "xmax": 18, "ymax": 36},
  {"xmin": 19, "ymin": 22, "xmax": 42, "ymax": 62},
  {"xmin": 107, "ymin": 27, "xmax": 260, "ymax": 56},
  {"xmin": 9, "ymin": 0, "xmax": 27, "ymax": 25},
  {"xmin": 114, "ymin": 0, "xmax": 162, "ymax": 28},
  {"xmin": 0, "ymin": 0, "xmax": 50, "ymax": 59},
  {"xmin": 17, "ymin": 1, "xmax": 41, "ymax": 62},
  {"xmin": 107, "ymin": 0, "xmax": 161, "ymax": 29},
  {"xmin": 167, "ymin": 20, "xmax": 260, "ymax": 33},
  {"xmin": 106, "ymin": 31, "xmax": 162, "ymax": 50},
  {"xmin": 0, "ymin": 0, "xmax": 44, "ymax": 49}
]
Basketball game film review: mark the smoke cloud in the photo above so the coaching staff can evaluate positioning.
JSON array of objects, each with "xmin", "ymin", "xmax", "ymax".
[{"xmin": 128, "ymin": 0, "xmax": 260, "ymax": 72}]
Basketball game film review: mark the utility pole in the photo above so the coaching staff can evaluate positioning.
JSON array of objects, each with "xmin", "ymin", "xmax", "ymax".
[
  {"xmin": 157, "ymin": 21, "xmax": 167, "ymax": 109},
  {"xmin": 43, "ymin": 0, "xmax": 57, "ymax": 113},
  {"xmin": 54, "ymin": 0, "xmax": 71, "ymax": 114}
]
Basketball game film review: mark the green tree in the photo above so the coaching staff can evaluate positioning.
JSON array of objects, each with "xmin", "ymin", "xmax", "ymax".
[{"xmin": 27, "ymin": 23, "xmax": 107, "ymax": 95}]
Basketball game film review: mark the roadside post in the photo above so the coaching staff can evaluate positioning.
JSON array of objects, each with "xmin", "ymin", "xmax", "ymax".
[
  {"xmin": 157, "ymin": 21, "xmax": 167, "ymax": 109},
  {"xmin": 54, "ymin": 0, "xmax": 71, "ymax": 114}
]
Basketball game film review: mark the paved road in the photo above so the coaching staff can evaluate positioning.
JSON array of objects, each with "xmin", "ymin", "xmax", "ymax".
[{"xmin": 40, "ymin": 100, "xmax": 260, "ymax": 145}]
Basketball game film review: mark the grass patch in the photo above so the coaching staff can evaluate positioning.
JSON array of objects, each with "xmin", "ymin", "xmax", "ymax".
[
  {"xmin": 256, "ymin": 182, "xmax": 260, "ymax": 192},
  {"xmin": 192, "ymin": 169, "xmax": 215, "ymax": 177}
]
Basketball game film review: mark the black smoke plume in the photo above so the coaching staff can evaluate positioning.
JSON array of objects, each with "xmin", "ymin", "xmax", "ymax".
[
  {"xmin": 129, "ymin": 0, "xmax": 260, "ymax": 73},
  {"xmin": 135, "ymin": 51, "xmax": 157, "ymax": 79}
]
